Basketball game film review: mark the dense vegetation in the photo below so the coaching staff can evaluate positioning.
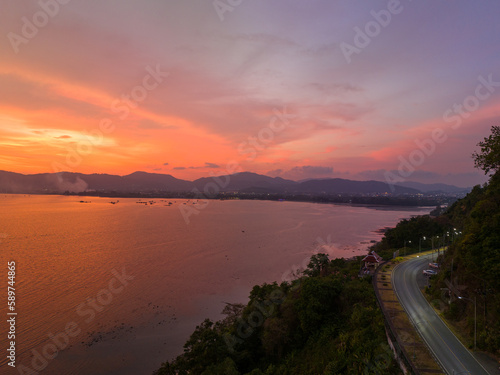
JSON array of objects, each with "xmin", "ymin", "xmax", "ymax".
[
  {"xmin": 153, "ymin": 256, "xmax": 401, "ymax": 375},
  {"xmin": 427, "ymin": 127, "xmax": 500, "ymax": 353},
  {"xmin": 375, "ymin": 127, "xmax": 500, "ymax": 354},
  {"xmin": 369, "ymin": 213, "xmax": 450, "ymax": 260}
]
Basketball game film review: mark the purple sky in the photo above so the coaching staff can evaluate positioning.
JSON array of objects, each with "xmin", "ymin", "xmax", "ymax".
[{"xmin": 1, "ymin": 1, "xmax": 499, "ymax": 187}]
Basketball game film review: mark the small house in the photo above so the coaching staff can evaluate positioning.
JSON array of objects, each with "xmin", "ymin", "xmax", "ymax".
[{"xmin": 362, "ymin": 250, "xmax": 383, "ymax": 269}]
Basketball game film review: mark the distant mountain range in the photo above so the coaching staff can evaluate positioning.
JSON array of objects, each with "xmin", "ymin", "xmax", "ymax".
[
  {"xmin": 393, "ymin": 181, "xmax": 471, "ymax": 194},
  {"xmin": 0, "ymin": 170, "xmax": 470, "ymax": 196}
]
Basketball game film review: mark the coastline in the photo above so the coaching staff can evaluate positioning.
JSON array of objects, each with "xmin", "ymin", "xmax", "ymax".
[{"xmin": 1, "ymin": 190, "xmax": 451, "ymax": 209}]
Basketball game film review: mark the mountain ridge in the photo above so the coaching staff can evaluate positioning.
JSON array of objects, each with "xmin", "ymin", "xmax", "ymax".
[{"xmin": 0, "ymin": 170, "xmax": 468, "ymax": 196}]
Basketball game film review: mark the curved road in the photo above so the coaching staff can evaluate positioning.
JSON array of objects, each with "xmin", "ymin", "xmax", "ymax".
[{"xmin": 392, "ymin": 253, "xmax": 490, "ymax": 375}]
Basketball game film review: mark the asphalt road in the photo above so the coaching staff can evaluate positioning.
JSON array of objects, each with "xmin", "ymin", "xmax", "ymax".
[{"xmin": 392, "ymin": 253, "xmax": 490, "ymax": 375}]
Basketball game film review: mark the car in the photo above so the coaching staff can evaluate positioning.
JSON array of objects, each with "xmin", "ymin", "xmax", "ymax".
[
  {"xmin": 423, "ymin": 269, "xmax": 437, "ymax": 276},
  {"xmin": 429, "ymin": 262, "xmax": 439, "ymax": 269}
]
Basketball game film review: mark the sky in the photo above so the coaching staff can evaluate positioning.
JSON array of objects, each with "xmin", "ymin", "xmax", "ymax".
[{"xmin": 1, "ymin": 1, "xmax": 499, "ymax": 187}]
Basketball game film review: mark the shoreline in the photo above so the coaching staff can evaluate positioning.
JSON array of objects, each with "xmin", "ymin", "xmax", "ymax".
[{"xmin": 1, "ymin": 192, "xmax": 440, "ymax": 211}]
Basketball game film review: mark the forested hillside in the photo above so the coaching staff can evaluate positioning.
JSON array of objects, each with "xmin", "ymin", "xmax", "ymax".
[
  {"xmin": 153, "ymin": 257, "xmax": 401, "ymax": 375},
  {"xmin": 374, "ymin": 127, "xmax": 500, "ymax": 354},
  {"xmin": 429, "ymin": 127, "xmax": 500, "ymax": 353}
]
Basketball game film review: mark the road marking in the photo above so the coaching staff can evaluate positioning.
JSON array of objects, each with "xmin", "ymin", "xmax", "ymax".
[
  {"xmin": 403, "ymin": 258, "xmax": 471, "ymax": 374},
  {"xmin": 406, "ymin": 258, "xmax": 491, "ymax": 375},
  {"xmin": 393, "ymin": 256, "xmax": 469, "ymax": 374}
]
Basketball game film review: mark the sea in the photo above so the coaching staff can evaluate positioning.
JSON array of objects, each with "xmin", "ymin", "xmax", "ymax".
[{"xmin": 0, "ymin": 194, "xmax": 431, "ymax": 375}]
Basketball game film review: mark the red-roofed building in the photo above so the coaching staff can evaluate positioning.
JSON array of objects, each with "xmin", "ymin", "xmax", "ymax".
[{"xmin": 362, "ymin": 251, "xmax": 383, "ymax": 269}]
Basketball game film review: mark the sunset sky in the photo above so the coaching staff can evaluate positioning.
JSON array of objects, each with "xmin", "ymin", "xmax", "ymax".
[{"xmin": 1, "ymin": 1, "xmax": 499, "ymax": 186}]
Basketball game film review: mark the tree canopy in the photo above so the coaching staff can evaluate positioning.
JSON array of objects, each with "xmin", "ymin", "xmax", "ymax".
[{"xmin": 472, "ymin": 125, "xmax": 500, "ymax": 175}]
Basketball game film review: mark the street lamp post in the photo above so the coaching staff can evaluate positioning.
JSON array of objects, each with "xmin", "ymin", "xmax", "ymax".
[
  {"xmin": 419, "ymin": 236, "xmax": 426, "ymax": 253},
  {"xmin": 458, "ymin": 296, "xmax": 477, "ymax": 350},
  {"xmin": 431, "ymin": 236, "xmax": 439, "ymax": 260},
  {"xmin": 404, "ymin": 240, "xmax": 411, "ymax": 256}
]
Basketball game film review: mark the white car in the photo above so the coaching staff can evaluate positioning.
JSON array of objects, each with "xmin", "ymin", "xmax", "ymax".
[
  {"xmin": 429, "ymin": 262, "xmax": 439, "ymax": 269},
  {"xmin": 423, "ymin": 269, "xmax": 437, "ymax": 276}
]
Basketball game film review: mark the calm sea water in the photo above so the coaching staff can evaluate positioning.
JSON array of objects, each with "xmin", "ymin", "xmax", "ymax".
[{"xmin": 0, "ymin": 195, "xmax": 431, "ymax": 375}]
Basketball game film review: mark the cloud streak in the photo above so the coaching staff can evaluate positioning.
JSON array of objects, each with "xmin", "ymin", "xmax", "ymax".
[{"xmin": 0, "ymin": 1, "xmax": 498, "ymax": 187}]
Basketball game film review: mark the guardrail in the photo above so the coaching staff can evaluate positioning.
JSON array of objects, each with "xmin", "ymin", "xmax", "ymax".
[{"xmin": 372, "ymin": 261, "xmax": 421, "ymax": 375}]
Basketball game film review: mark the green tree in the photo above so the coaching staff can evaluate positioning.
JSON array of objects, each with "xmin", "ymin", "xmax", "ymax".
[
  {"xmin": 472, "ymin": 125, "xmax": 500, "ymax": 175},
  {"xmin": 175, "ymin": 319, "xmax": 231, "ymax": 374},
  {"xmin": 294, "ymin": 276, "xmax": 342, "ymax": 334},
  {"xmin": 202, "ymin": 357, "xmax": 240, "ymax": 375},
  {"xmin": 304, "ymin": 253, "xmax": 330, "ymax": 277}
]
